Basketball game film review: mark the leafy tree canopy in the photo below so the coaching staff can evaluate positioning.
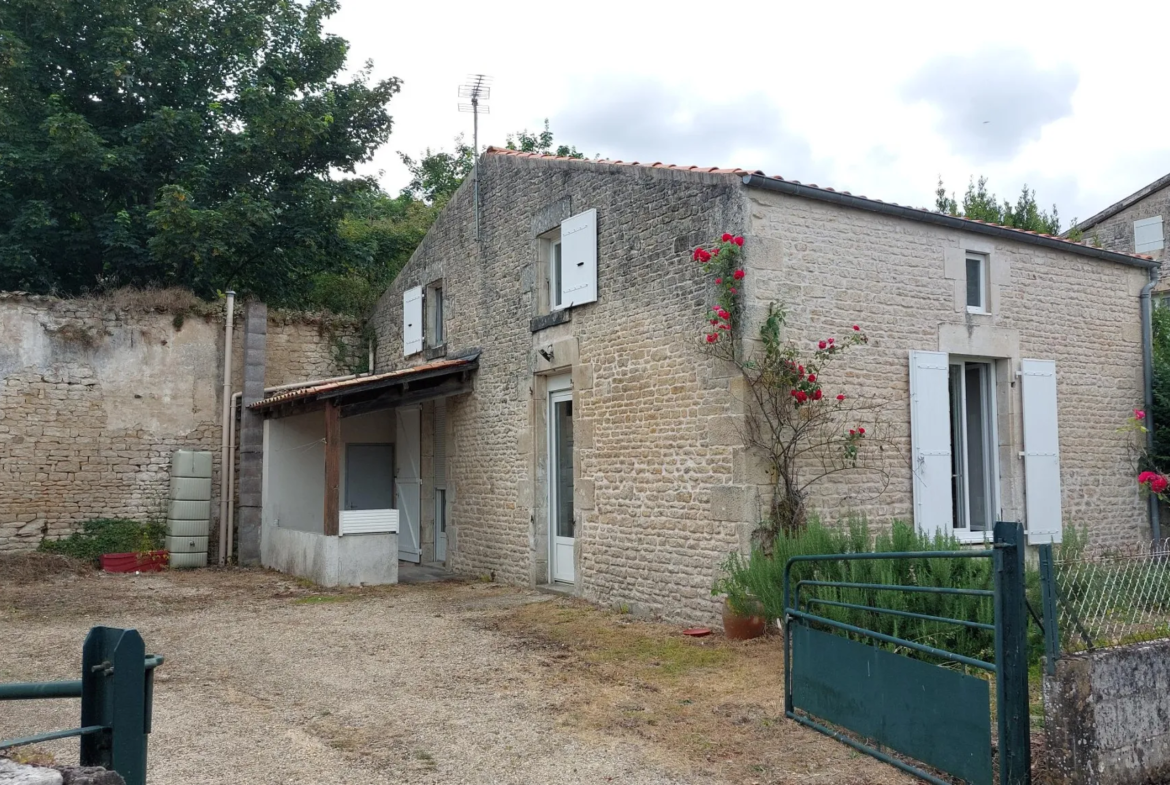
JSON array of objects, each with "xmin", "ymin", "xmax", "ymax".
[
  {"xmin": 0, "ymin": 0, "xmax": 400, "ymax": 304},
  {"xmin": 505, "ymin": 119, "xmax": 584, "ymax": 159},
  {"xmin": 934, "ymin": 176, "xmax": 1063, "ymax": 235}
]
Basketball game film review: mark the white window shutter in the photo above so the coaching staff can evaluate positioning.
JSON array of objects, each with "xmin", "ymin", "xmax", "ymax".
[
  {"xmin": 910, "ymin": 351, "xmax": 954, "ymax": 537},
  {"xmin": 556, "ymin": 208, "xmax": 598, "ymax": 309},
  {"xmin": 1134, "ymin": 217, "xmax": 1164, "ymax": 254},
  {"xmin": 433, "ymin": 399, "xmax": 447, "ymax": 488},
  {"xmin": 403, "ymin": 286, "xmax": 423, "ymax": 356},
  {"xmin": 1021, "ymin": 359, "xmax": 1063, "ymax": 544}
]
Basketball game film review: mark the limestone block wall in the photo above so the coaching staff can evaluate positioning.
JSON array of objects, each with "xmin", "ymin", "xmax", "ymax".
[
  {"xmin": 746, "ymin": 189, "xmax": 1150, "ymax": 551},
  {"xmin": 1078, "ymin": 184, "xmax": 1170, "ymax": 268},
  {"xmin": 371, "ymin": 153, "xmax": 751, "ymax": 622},
  {"xmin": 0, "ymin": 292, "xmax": 359, "ymax": 552},
  {"xmin": 1043, "ymin": 638, "xmax": 1170, "ymax": 785}
]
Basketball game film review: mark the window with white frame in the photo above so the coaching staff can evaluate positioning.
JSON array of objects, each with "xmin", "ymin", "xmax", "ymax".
[
  {"xmin": 948, "ymin": 360, "xmax": 996, "ymax": 536},
  {"xmin": 910, "ymin": 351, "xmax": 1063, "ymax": 544},
  {"xmin": 1135, "ymin": 216, "xmax": 1164, "ymax": 254},
  {"xmin": 538, "ymin": 209, "xmax": 598, "ymax": 315},
  {"xmin": 965, "ymin": 252, "xmax": 988, "ymax": 313}
]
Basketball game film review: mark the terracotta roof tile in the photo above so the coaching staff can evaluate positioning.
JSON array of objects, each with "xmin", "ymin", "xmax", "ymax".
[
  {"xmin": 249, "ymin": 356, "xmax": 476, "ymax": 410},
  {"xmin": 484, "ymin": 147, "xmax": 1156, "ymax": 263}
]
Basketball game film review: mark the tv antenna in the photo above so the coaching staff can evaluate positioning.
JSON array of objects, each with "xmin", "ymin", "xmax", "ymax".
[{"xmin": 459, "ymin": 74, "xmax": 491, "ymax": 241}]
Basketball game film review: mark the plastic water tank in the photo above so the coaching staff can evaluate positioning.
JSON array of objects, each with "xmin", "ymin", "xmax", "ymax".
[{"xmin": 167, "ymin": 450, "xmax": 212, "ymax": 568}]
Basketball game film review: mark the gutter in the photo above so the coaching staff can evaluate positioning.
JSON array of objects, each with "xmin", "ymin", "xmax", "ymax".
[
  {"xmin": 742, "ymin": 175, "xmax": 1160, "ymax": 271},
  {"xmin": 1141, "ymin": 271, "xmax": 1163, "ymax": 542}
]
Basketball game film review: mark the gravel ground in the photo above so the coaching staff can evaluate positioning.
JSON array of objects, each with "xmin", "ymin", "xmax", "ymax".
[{"xmin": 0, "ymin": 569, "xmax": 700, "ymax": 784}]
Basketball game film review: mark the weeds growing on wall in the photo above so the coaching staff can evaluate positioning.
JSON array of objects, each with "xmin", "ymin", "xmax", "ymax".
[{"xmin": 39, "ymin": 518, "xmax": 166, "ymax": 565}]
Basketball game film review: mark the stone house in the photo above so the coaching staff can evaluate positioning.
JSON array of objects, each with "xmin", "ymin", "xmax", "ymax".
[
  {"xmin": 1073, "ymin": 172, "xmax": 1170, "ymax": 296},
  {"xmin": 249, "ymin": 148, "xmax": 1159, "ymax": 621}
]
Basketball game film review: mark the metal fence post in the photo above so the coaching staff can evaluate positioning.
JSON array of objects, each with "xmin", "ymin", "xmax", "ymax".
[
  {"xmin": 1038, "ymin": 544, "xmax": 1060, "ymax": 675},
  {"xmin": 80, "ymin": 627, "xmax": 148, "ymax": 785},
  {"xmin": 994, "ymin": 521, "xmax": 1031, "ymax": 785}
]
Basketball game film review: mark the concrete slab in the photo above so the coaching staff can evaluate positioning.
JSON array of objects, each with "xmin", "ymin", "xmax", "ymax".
[{"xmin": 398, "ymin": 562, "xmax": 457, "ymax": 584}]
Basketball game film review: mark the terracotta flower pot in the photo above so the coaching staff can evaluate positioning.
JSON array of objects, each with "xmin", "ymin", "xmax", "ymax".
[
  {"xmin": 100, "ymin": 550, "xmax": 168, "ymax": 573},
  {"xmin": 722, "ymin": 596, "xmax": 766, "ymax": 640}
]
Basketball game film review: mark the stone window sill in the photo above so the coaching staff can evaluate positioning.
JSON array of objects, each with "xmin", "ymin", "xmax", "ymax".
[
  {"xmin": 530, "ymin": 309, "xmax": 571, "ymax": 333},
  {"xmin": 424, "ymin": 344, "xmax": 447, "ymax": 360}
]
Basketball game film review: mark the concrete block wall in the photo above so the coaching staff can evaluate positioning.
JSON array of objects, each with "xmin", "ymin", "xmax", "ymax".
[
  {"xmin": 1043, "ymin": 638, "xmax": 1170, "ymax": 784},
  {"xmin": 0, "ymin": 293, "xmax": 359, "ymax": 552}
]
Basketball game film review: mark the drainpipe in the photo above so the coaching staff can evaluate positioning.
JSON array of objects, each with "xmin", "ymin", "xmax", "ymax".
[
  {"xmin": 218, "ymin": 291, "xmax": 236, "ymax": 567},
  {"xmin": 1141, "ymin": 269, "xmax": 1162, "ymax": 543},
  {"xmin": 224, "ymin": 373, "xmax": 362, "ymax": 560}
]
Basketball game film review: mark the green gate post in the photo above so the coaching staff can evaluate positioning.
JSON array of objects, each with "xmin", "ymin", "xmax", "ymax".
[
  {"xmin": 80, "ymin": 627, "xmax": 148, "ymax": 785},
  {"xmin": 1038, "ymin": 544, "xmax": 1060, "ymax": 676},
  {"xmin": 994, "ymin": 521, "xmax": 1031, "ymax": 785}
]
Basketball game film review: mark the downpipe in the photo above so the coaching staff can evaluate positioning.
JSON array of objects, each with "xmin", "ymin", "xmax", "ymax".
[
  {"xmin": 218, "ymin": 292, "xmax": 236, "ymax": 567},
  {"xmin": 1141, "ymin": 270, "xmax": 1162, "ymax": 542}
]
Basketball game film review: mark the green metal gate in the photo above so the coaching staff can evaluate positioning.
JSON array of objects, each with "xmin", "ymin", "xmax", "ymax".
[{"xmin": 783, "ymin": 521, "xmax": 1031, "ymax": 785}]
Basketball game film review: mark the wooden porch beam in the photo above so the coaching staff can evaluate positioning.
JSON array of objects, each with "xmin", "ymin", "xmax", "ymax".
[
  {"xmin": 323, "ymin": 398, "xmax": 341, "ymax": 536},
  {"xmin": 339, "ymin": 378, "xmax": 473, "ymax": 419}
]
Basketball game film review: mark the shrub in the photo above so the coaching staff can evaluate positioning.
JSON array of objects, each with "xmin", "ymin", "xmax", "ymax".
[
  {"xmin": 39, "ymin": 518, "xmax": 165, "ymax": 565},
  {"xmin": 714, "ymin": 516, "xmax": 1051, "ymax": 666}
]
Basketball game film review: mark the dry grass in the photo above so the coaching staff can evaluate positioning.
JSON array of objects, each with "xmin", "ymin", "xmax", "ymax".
[
  {"xmin": 489, "ymin": 598, "xmax": 912, "ymax": 785},
  {"xmin": 94, "ymin": 287, "xmax": 210, "ymax": 315},
  {"xmin": 0, "ymin": 553, "xmax": 93, "ymax": 585}
]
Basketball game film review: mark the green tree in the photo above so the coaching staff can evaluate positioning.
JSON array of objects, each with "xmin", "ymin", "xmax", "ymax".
[
  {"xmin": 1150, "ymin": 305, "xmax": 1170, "ymax": 471},
  {"xmin": 398, "ymin": 135, "xmax": 474, "ymax": 206},
  {"xmin": 0, "ymin": 0, "xmax": 400, "ymax": 304},
  {"xmin": 934, "ymin": 176, "xmax": 1062, "ymax": 235},
  {"xmin": 505, "ymin": 120, "xmax": 584, "ymax": 158}
]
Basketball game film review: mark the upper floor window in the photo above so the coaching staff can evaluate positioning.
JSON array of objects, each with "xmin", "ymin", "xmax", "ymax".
[
  {"xmin": 426, "ymin": 280, "xmax": 445, "ymax": 348},
  {"xmin": 966, "ymin": 252, "xmax": 988, "ymax": 313},
  {"xmin": 1135, "ymin": 216, "xmax": 1164, "ymax": 254},
  {"xmin": 538, "ymin": 208, "xmax": 598, "ymax": 315}
]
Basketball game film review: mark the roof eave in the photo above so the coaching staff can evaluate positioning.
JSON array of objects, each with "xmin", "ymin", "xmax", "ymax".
[
  {"xmin": 1073, "ymin": 172, "xmax": 1170, "ymax": 232},
  {"xmin": 743, "ymin": 175, "xmax": 1160, "ymax": 270}
]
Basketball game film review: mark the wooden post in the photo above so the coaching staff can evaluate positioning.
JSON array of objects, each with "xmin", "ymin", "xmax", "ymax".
[{"xmin": 323, "ymin": 399, "xmax": 340, "ymax": 536}]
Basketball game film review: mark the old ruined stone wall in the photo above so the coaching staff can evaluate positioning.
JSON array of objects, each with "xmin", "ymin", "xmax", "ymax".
[
  {"xmin": 372, "ymin": 153, "xmax": 751, "ymax": 622},
  {"xmin": 0, "ymin": 292, "xmax": 359, "ymax": 552},
  {"xmin": 747, "ymin": 189, "xmax": 1149, "ymax": 550},
  {"xmin": 1043, "ymin": 638, "xmax": 1170, "ymax": 785}
]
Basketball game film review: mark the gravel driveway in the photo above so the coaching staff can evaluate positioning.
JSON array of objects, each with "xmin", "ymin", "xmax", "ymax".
[{"xmin": 0, "ymin": 569, "xmax": 698, "ymax": 784}]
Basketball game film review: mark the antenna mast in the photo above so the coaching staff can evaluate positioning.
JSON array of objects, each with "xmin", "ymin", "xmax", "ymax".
[{"xmin": 459, "ymin": 74, "xmax": 492, "ymax": 241}]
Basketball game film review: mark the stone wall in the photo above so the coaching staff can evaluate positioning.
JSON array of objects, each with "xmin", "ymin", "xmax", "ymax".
[
  {"xmin": 1078, "ymin": 183, "xmax": 1169, "ymax": 278},
  {"xmin": 371, "ymin": 153, "xmax": 751, "ymax": 622},
  {"xmin": 1043, "ymin": 638, "xmax": 1170, "ymax": 785},
  {"xmin": 748, "ymin": 189, "xmax": 1150, "ymax": 552},
  {"xmin": 0, "ymin": 292, "xmax": 359, "ymax": 552}
]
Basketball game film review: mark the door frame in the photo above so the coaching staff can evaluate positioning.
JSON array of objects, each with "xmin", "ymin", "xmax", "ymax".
[
  {"xmin": 344, "ymin": 442, "xmax": 395, "ymax": 511},
  {"xmin": 396, "ymin": 405, "xmax": 422, "ymax": 563},
  {"xmin": 547, "ymin": 375, "xmax": 574, "ymax": 584}
]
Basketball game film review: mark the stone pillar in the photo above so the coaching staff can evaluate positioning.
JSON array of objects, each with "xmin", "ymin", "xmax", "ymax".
[{"xmin": 236, "ymin": 301, "xmax": 267, "ymax": 565}]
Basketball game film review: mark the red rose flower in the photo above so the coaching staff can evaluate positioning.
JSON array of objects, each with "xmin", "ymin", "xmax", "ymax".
[
  {"xmin": 722, "ymin": 233, "xmax": 733, "ymax": 242},
  {"xmin": 733, "ymin": 236, "xmax": 744, "ymax": 246},
  {"xmin": 1153, "ymin": 475, "xmax": 1168, "ymax": 494},
  {"xmin": 692, "ymin": 249, "xmax": 701, "ymax": 261},
  {"xmin": 818, "ymin": 340, "xmax": 827, "ymax": 349},
  {"xmin": 1135, "ymin": 409, "xmax": 1147, "ymax": 420},
  {"xmin": 717, "ymin": 309, "xmax": 730, "ymax": 319},
  {"xmin": 849, "ymin": 429, "xmax": 856, "ymax": 436},
  {"xmin": 813, "ymin": 389, "xmax": 823, "ymax": 401},
  {"xmin": 712, "ymin": 248, "xmax": 720, "ymax": 256},
  {"xmin": 710, "ymin": 319, "xmax": 718, "ymax": 325},
  {"xmin": 828, "ymin": 337, "xmax": 835, "ymax": 345},
  {"xmin": 836, "ymin": 394, "xmax": 846, "ymax": 401},
  {"xmin": 1140, "ymin": 471, "xmax": 1157, "ymax": 484},
  {"xmin": 853, "ymin": 325, "xmax": 860, "ymax": 331},
  {"xmin": 697, "ymin": 249, "xmax": 711, "ymax": 263},
  {"xmin": 858, "ymin": 427, "xmax": 866, "ymax": 435},
  {"xmin": 733, "ymin": 269, "xmax": 745, "ymax": 280},
  {"xmin": 797, "ymin": 365, "xmax": 804, "ymax": 375},
  {"xmin": 715, "ymin": 277, "xmax": 722, "ymax": 284},
  {"xmin": 706, "ymin": 334, "xmax": 718, "ymax": 343},
  {"xmin": 795, "ymin": 391, "xmax": 808, "ymax": 403},
  {"xmin": 807, "ymin": 374, "xmax": 816, "ymax": 383},
  {"xmin": 729, "ymin": 287, "xmax": 737, "ymax": 294}
]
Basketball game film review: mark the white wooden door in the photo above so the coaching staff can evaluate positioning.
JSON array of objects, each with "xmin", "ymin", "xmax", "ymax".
[
  {"xmin": 548, "ymin": 378, "xmax": 575, "ymax": 583},
  {"xmin": 396, "ymin": 406, "xmax": 422, "ymax": 562}
]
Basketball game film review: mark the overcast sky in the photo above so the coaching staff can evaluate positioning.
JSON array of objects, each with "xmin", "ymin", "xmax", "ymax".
[{"xmin": 326, "ymin": 0, "xmax": 1170, "ymax": 227}]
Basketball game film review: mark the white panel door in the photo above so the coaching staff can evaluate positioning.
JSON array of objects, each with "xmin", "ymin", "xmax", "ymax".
[
  {"xmin": 548, "ymin": 379, "xmax": 575, "ymax": 583},
  {"xmin": 556, "ymin": 209, "xmax": 598, "ymax": 309},
  {"xmin": 403, "ymin": 286, "xmax": 423, "ymax": 356},
  {"xmin": 1021, "ymin": 359, "xmax": 1063, "ymax": 544},
  {"xmin": 396, "ymin": 406, "xmax": 422, "ymax": 562},
  {"xmin": 910, "ymin": 351, "xmax": 954, "ymax": 537}
]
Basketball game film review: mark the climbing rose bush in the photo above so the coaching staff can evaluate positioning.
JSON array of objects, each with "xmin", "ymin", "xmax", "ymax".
[{"xmin": 694, "ymin": 232, "xmax": 881, "ymax": 537}]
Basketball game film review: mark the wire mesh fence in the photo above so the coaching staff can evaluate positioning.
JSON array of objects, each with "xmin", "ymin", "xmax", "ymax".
[{"xmin": 1051, "ymin": 538, "xmax": 1170, "ymax": 653}]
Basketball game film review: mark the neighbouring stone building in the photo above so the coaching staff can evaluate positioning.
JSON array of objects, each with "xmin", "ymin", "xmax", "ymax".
[
  {"xmin": 1073, "ymin": 172, "xmax": 1170, "ymax": 271},
  {"xmin": 249, "ymin": 148, "xmax": 1158, "ymax": 622},
  {"xmin": 0, "ymin": 290, "xmax": 360, "ymax": 552}
]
